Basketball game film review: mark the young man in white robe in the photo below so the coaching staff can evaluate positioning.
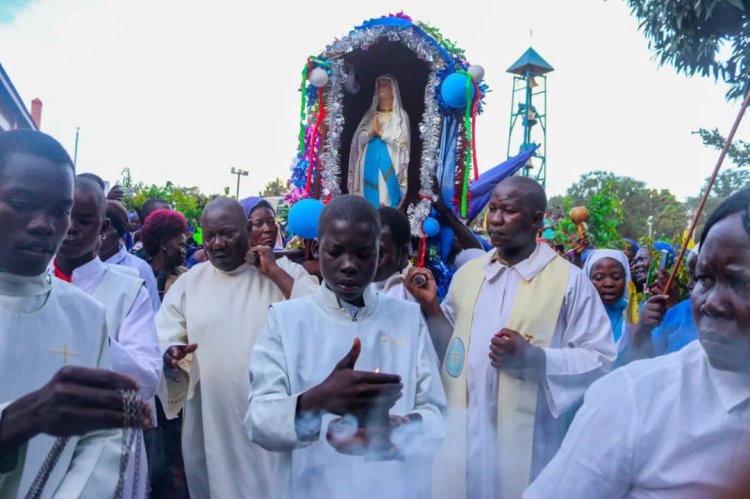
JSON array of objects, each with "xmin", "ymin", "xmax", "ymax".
[
  {"xmin": 525, "ymin": 188, "xmax": 750, "ymax": 498},
  {"xmin": 405, "ymin": 176, "xmax": 617, "ymax": 499},
  {"xmin": 157, "ymin": 197, "xmax": 319, "ymax": 499},
  {"xmin": 245, "ymin": 195, "xmax": 446, "ymax": 499},
  {"xmin": 52, "ymin": 175, "xmax": 162, "ymax": 498},
  {"xmin": 0, "ymin": 129, "xmax": 151, "ymax": 498}
]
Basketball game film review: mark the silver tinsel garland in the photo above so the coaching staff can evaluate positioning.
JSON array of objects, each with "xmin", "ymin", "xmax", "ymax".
[{"xmin": 319, "ymin": 24, "xmax": 448, "ymax": 236}]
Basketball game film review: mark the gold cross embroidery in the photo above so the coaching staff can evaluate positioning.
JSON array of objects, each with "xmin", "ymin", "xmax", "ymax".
[{"xmin": 49, "ymin": 343, "xmax": 79, "ymax": 365}]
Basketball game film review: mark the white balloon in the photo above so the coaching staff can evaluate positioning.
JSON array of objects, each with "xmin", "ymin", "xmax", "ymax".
[
  {"xmin": 467, "ymin": 65, "xmax": 485, "ymax": 81},
  {"xmin": 309, "ymin": 67, "xmax": 329, "ymax": 88}
]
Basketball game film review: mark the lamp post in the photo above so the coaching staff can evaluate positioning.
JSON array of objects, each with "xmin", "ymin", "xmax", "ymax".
[
  {"xmin": 647, "ymin": 216, "xmax": 654, "ymax": 239},
  {"xmin": 230, "ymin": 167, "xmax": 248, "ymax": 199},
  {"xmin": 73, "ymin": 127, "xmax": 81, "ymax": 166}
]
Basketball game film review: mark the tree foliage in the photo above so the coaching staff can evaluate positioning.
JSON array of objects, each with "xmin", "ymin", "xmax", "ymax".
[
  {"xmin": 260, "ymin": 177, "xmax": 288, "ymax": 197},
  {"xmin": 626, "ymin": 0, "xmax": 750, "ymax": 99},
  {"xmin": 118, "ymin": 168, "xmax": 210, "ymax": 225},
  {"xmin": 687, "ymin": 168, "xmax": 750, "ymax": 235},
  {"xmin": 694, "ymin": 128, "xmax": 750, "ymax": 166},
  {"xmin": 563, "ymin": 171, "xmax": 688, "ymax": 240}
]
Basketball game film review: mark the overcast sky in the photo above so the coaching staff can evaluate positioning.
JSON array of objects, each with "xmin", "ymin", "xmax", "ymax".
[{"xmin": 1, "ymin": 0, "xmax": 747, "ymax": 201}]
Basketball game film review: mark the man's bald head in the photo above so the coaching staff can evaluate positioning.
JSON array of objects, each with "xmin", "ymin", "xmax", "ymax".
[
  {"xmin": 200, "ymin": 197, "xmax": 250, "ymax": 272},
  {"xmin": 201, "ymin": 197, "xmax": 247, "ymax": 227},
  {"xmin": 492, "ymin": 176, "xmax": 547, "ymax": 215}
]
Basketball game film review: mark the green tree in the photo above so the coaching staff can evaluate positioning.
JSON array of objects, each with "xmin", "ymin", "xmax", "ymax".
[
  {"xmin": 563, "ymin": 171, "xmax": 687, "ymax": 240},
  {"xmin": 694, "ymin": 128, "xmax": 750, "ymax": 167},
  {"xmin": 626, "ymin": 0, "xmax": 750, "ymax": 99},
  {"xmin": 118, "ymin": 168, "xmax": 209, "ymax": 226},
  {"xmin": 687, "ymin": 168, "xmax": 750, "ymax": 235},
  {"xmin": 260, "ymin": 178, "xmax": 288, "ymax": 197}
]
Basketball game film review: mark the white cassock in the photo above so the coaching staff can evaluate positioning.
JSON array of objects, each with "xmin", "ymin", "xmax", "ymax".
[
  {"xmin": 370, "ymin": 265, "xmax": 418, "ymax": 304},
  {"xmin": 525, "ymin": 340, "xmax": 750, "ymax": 498},
  {"xmin": 0, "ymin": 271, "xmax": 122, "ymax": 498},
  {"xmin": 68, "ymin": 257, "xmax": 162, "ymax": 499},
  {"xmin": 105, "ymin": 245, "xmax": 161, "ymax": 311},
  {"xmin": 436, "ymin": 244, "xmax": 616, "ymax": 499},
  {"xmin": 156, "ymin": 258, "xmax": 319, "ymax": 499},
  {"xmin": 245, "ymin": 285, "xmax": 446, "ymax": 499}
]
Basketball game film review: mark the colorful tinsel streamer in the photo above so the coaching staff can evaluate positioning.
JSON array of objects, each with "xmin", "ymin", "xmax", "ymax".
[
  {"xmin": 306, "ymin": 87, "xmax": 326, "ymax": 194},
  {"xmin": 298, "ymin": 60, "xmax": 311, "ymax": 154},
  {"xmin": 457, "ymin": 70, "xmax": 475, "ymax": 219}
]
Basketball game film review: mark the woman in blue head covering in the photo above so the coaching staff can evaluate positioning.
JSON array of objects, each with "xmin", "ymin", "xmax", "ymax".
[
  {"xmin": 240, "ymin": 196, "xmax": 284, "ymax": 249},
  {"xmin": 584, "ymin": 249, "xmax": 634, "ymax": 353}
]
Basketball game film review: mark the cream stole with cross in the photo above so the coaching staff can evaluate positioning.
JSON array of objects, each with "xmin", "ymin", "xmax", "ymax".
[{"xmin": 433, "ymin": 253, "xmax": 569, "ymax": 499}]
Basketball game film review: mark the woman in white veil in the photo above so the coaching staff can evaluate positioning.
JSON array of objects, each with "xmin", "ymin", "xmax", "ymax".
[{"xmin": 347, "ymin": 74, "xmax": 410, "ymax": 208}]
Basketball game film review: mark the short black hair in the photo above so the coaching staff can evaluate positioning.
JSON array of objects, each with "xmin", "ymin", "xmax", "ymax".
[
  {"xmin": 319, "ymin": 195, "xmax": 381, "ymax": 238},
  {"xmin": 138, "ymin": 198, "xmax": 171, "ymax": 221},
  {"xmin": 0, "ymin": 129, "xmax": 73, "ymax": 175},
  {"xmin": 106, "ymin": 200, "xmax": 131, "ymax": 237},
  {"xmin": 700, "ymin": 187, "xmax": 750, "ymax": 245},
  {"xmin": 78, "ymin": 172, "xmax": 105, "ymax": 190},
  {"xmin": 75, "ymin": 174, "xmax": 107, "ymax": 217},
  {"xmin": 378, "ymin": 207, "xmax": 411, "ymax": 247}
]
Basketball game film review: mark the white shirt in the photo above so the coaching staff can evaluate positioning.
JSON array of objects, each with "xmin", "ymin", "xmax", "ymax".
[
  {"xmin": 370, "ymin": 266, "xmax": 418, "ymax": 304},
  {"xmin": 245, "ymin": 285, "xmax": 446, "ymax": 499},
  {"xmin": 105, "ymin": 245, "xmax": 161, "ymax": 311},
  {"xmin": 440, "ymin": 243, "xmax": 616, "ymax": 497},
  {"xmin": 525, "ymin": 341, "xmax": 750, "ymax": 499}
]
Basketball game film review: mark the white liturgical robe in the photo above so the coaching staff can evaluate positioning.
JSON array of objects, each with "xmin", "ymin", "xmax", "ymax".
[
  {"xmin": 245, "ymin": 285, "xmax": 446, "ymax": 499},
  {"xmin": 525, "ymin": 340, "xmax": 750, "ymax": 499},
  {"xmin": 68, "ymin": 257, "xmax": 161, "ymax": 499},
  {"xmin": 0, "ymin": 271, "xmax": 122, "ymax": 498},
  {"xmin": 437, "ymin": 243, "xmax": 616, "ymax": 499},
  {"xmin": 156, "ymin": 258, "xmax": 319, "ymax": 499},
  {"xmin": 105, "ymin": 244, "xmax": 161, "ymax": 311}
]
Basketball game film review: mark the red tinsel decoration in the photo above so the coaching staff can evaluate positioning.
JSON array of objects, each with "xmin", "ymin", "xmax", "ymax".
[{"xmin": 305, "ymin": 87, "xmax": 326, "ymax": 195}]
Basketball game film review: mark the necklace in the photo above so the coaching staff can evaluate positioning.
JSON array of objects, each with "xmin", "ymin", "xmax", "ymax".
[{"xmin": 25, "ymin": 389, "xmax": 147, "ymax": 499}]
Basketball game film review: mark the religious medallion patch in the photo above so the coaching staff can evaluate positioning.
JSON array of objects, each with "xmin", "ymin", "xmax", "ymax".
[{"xmin": 445, "ymin": 337, "xmax": 465, "ymax": 378}]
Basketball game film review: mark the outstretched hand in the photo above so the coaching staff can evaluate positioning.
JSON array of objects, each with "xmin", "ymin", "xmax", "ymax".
[
  {"xmin": 298, "ymin": 338, "xmax": 403, "ymax": 416},
  {"xmin": 164, "ymin": 343, "xmax": 198, "ymax": 382}
]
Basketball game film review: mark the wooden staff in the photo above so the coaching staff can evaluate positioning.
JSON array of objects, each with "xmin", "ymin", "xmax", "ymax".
[{"xmin": 664, "ymin": 88, "xmax": 750, "ymax": 292}]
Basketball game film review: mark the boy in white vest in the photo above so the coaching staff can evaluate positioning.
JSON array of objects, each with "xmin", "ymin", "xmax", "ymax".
[
  {"xmin": 53, "ymin": 175, "xmax": 161, "ymax": 498},
  {"xmin": 405, "ymin": 177, "xmax": 616, "ymax": 499}
]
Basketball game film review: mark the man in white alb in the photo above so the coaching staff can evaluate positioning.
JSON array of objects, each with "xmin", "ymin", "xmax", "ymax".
[
  {"xmin": 406, "ymin": 176, "xmax": 616, "ymax": 499},
  {"xmin": 0, "ymin": 130, "xmax": 150, "ymax": 498},
  {"xmin": 157, "ymin": 197, "xmax": 319, "ymax": 498}
]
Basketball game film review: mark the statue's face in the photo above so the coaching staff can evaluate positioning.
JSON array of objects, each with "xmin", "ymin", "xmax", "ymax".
[{"xmin": 376, "ymin": 77, "xmax": 393, "ymax": 100}]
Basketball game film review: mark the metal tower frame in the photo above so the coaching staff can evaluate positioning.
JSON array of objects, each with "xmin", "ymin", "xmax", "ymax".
[{"xmin": 506, "ymin": 48, "xmax": 553, "ymax": 188}]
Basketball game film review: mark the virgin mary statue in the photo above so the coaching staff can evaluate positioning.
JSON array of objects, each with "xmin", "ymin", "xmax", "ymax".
[{"xmin": 347, "ymin": 75, "xmax": 410, "ymax": 208}]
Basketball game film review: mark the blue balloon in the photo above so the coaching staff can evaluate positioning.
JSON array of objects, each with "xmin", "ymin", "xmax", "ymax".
[
  {"xmin": 288, "ymin": 199, "xmax": 324, "ymax": 239},
  {"xmin": 423, "ymin": 217, "xmax": 440, "ymax": 238},
  {"xmin": 441, "ymin": 72, "xmax": 475, "ymax": 109}
]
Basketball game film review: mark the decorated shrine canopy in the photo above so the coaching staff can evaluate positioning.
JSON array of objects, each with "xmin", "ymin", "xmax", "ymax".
[{"xmin": 289, "ymin": 12, "xmax": 489, "ymax": 236}]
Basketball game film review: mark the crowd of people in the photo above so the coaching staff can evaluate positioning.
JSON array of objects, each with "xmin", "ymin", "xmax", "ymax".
[{"xmin": 0, "ymin": 128, "xmax": 748, "ymax": 499}]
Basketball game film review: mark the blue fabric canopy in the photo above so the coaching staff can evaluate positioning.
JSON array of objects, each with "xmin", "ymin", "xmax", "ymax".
[{"xmin": 467, "ymin": 145, "xmax": 539, "ymax": 222}]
